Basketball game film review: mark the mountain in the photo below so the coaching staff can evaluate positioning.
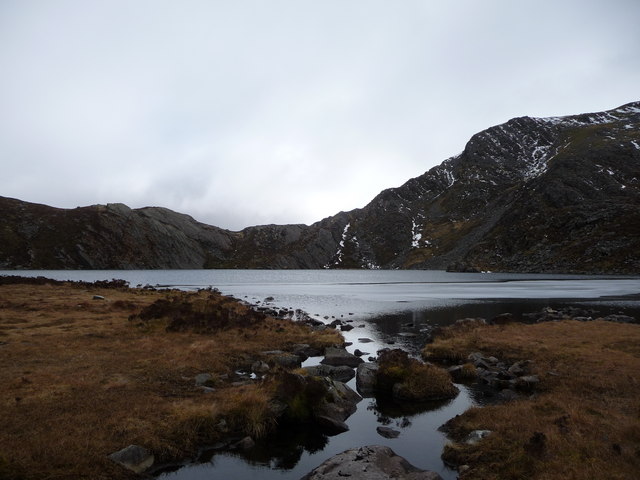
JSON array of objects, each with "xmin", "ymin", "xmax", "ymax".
[{"xmin": 1, "ymin": 102, "xmax": 639, "ymax": 273}]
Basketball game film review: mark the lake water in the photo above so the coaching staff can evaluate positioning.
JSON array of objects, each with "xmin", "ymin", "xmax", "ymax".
[{"xmin": 4, "ymin": 269, "xmax": 640, "ymax": 479}]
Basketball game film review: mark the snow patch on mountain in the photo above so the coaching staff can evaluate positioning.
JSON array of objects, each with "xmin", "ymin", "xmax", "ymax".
[{"xmin": 411, "ymin": 220, "xmax": 422, "ymax": 248}]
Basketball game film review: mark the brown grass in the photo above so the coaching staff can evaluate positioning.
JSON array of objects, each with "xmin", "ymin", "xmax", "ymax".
[
  {"xmin": 425, "ymin": 320, "xmax": 640, "ymax": 480},
  {"xmin": 0, "ymin": 281, "xmax": 341, "ymax": 480}
]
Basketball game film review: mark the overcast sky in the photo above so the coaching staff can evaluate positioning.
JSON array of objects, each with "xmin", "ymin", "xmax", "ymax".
[{"xmin": 1, "ymin": 1, "xmax": 639, "ymax": 230}]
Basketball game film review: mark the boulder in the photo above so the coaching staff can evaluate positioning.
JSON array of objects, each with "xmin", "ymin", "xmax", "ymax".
[
  {"xmin": 356, "ymin": 362, "xmax": 378, "ymax": 396},
  {"xmin": 194, "ymin": 373, "xmax": 214, "ymax": 386},
  {"xmin": 274, "ymin": 373, "xmax": 361, "ymax": 433},
  {"xmin": 314, "ymin": 378, "xmax": 361, "ymax": 427},
  {"xmin": 316, "ymin": 415, "xmax": 349, "ymax": 435},
  {"xmin": 377, "ymin": 426, "xmax": 401, "ymax": 438},
  {"xmin": 321, "ymin": 347, "xmax": 364, "ymax": 368},
  {"xmin": 266, "ymin": 353, "xmax": 301, "ymax": 369},
  {"xmin": 513, "ymin": 375, "xmax": 540, "ymax": 391},
  {"xmin": 303, "ymin": 364, "xmax": 356, "ymax": 383},
  {"xmin": 251, "ymin": 360, "xmax": 270, "ymax": 374},
  {"xmin": 301, "ymin": 445, "xmax": 443, "ymax": 480},
  {"xmin": 507, "ymin": 361, "xmax": 528, "ymax": 376},
  {"xmin": 107, "ymin": 445, "xmax": 154, "ymax": 473},
  {"xmin": 496, "ymin": 388, "xmax": 519, "ymax": 402},
  {"xmin": 292, "ymin": 343, "xmax": 323, "ymax": 359}
]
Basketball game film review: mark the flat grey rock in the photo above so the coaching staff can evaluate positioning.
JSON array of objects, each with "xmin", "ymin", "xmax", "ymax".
[
  {"xmin": 320, "ymin": 347, "xmax": 364, "ymax": 368},
  {"xmin": 376, "ymin": 426, "xmax": 401, "ymax": 438},
  {"xmin": 107, "ymin": 444, "xmax": 154, "ymax": 473},
  {"xmin": 302, "ymin": 364, "xmax": 356, "ymax": 383},
  {"xmin": 301, "ymin": 445, "xmax": 443, "ymax": 479}
]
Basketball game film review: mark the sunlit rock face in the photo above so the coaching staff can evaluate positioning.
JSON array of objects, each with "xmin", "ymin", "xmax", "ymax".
[{"xmin": 1, "ymin": 102, "xmax": 638, "ymax": 273}]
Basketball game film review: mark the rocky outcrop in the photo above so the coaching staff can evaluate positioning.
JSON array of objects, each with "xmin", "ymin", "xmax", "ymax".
[
  {"xmin": 301, "ymin": 445, "xmax": 443, "ymax": 480},
  {"xmin": 273, "ymin": 373, "xmax": 361, "ymax": 435},
  {"xmin": 2, "ymin": 101, "xmax": 638, "ymax": 273}
]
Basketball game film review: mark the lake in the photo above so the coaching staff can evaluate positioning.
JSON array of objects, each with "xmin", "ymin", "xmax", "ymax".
[{"xmin": 4, "ymin": 269, "xmax": 640, "ymax": 479}]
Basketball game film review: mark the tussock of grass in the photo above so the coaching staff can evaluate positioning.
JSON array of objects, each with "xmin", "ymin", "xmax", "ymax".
[
  {"xmin": 429, "ymin": 320, "xmax": 640, "ymax": 479},
  {"xmin": 393, "ymin": 363, "xmax": 459, "ymax": 401},
  {"xmin": 0, "ymin": 281, "xmax": 340, "ymax": 480},
  {"xmin": 376, "ymin": 349, "xmax": 458, "ymax": 401},
  {"xmin": 212, "ymin": 383, "xmax": 276, "ymax": 439}
]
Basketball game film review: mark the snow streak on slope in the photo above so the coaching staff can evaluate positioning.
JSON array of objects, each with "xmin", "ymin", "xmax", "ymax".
[{"xmin": 325, "ymin": 222, "xmax": 350, "ymax": 268}]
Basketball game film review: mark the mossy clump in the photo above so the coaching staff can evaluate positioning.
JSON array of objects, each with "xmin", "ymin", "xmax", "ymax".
[
  {"xmin": 129, "ymin": 292, "xmax": 267, "ymax": 332},
  {"xmin": 376, "ymin": 349, "xmax": 459, "ymax": 402}
]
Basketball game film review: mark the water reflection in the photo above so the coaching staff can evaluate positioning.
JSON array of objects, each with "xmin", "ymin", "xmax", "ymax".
[
  {"xmin": 370, "ymin": 395, "xmax": 456, "ymax": 421},
  {"xmin": 200, "ymin": 423, "xmax": 329, "ymax": 471}
]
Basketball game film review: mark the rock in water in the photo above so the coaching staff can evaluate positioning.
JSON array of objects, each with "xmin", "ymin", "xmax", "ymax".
[
  {"xmin": 302, "ymin": 364, "xmax": 356, "ymax": 383},
  {"xmin": 301, "ymin": 445, "xmax": 443, "ymax": 479},
  {"xmin": 315, "ymin": 415, "xmax": 349, "ymax": 435},
  {"xmin": 320, "ymin": 347, "xmax": 364, "ymax": 367},
  {"xmin": 356, "ymin": 362, "xmax": 378, "ymax": 396},
  {"xmin": 376, "ymin": 426, "xmax": 401, "ymax": 438}
]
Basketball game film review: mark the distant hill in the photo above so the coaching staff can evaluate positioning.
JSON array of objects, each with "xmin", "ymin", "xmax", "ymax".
[{"xmin": 2, "ymin": 101, "xmax": 639, "ymax": 273}]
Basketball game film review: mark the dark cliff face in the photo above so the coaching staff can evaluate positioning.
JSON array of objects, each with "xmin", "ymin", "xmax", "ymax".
[
  {"xmin": 312, "ymin": 101, "xmax": 640, "ymax": 274},
  {"xmin": 0, "ymin": 199, "xmax": 235, "ymax": 269},
  {"xmin": 1, "ymin": 102, "xmax": 638, "ymax": 273}
]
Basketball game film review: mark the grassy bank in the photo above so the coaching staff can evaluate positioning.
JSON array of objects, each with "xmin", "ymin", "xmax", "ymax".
[
  {"xmin": 424, "ymin": 319, "xmax": 640, "ymax": 480},
  {"xmin": 0, "ymin": 279, "xmax": 341, "ymax": 479}
]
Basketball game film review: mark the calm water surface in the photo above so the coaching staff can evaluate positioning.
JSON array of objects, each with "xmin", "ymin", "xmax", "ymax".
[{"xmin": 4, "ymin": 270, "xmax": 640, "ymax": 479}]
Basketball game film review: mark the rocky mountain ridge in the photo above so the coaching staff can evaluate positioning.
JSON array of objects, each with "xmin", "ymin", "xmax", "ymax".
[{"xmin": 1, "ymin": 102, "xmax": 639, "ymax": 273}]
